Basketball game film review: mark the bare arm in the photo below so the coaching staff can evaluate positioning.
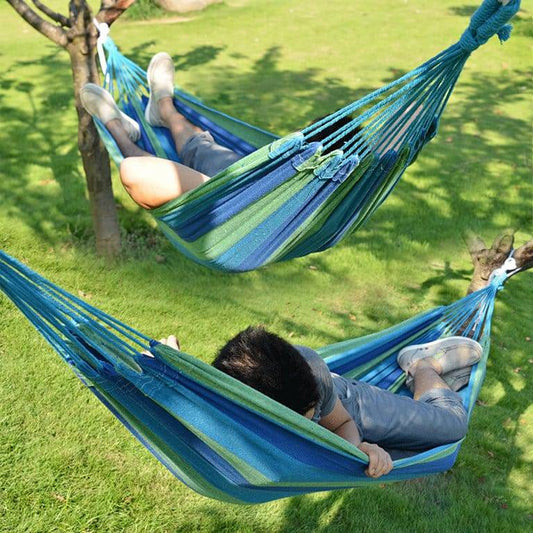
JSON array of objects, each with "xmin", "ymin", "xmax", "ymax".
[{"xmin": 319, "ymin": 398, "xmax": 393, "ymax": 478}]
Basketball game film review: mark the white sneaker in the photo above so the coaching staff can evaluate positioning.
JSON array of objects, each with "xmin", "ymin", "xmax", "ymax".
[
  {"xmin": 145, "ymin": 52, "xmax": 175, "ymax": 127},
  {"xmin": 398, "ymin": 336, "xmax": 482, "ymax": 374},
  {"xmin": 81, "ymin": 84, "xmax": 140, "ymax": 142},
  {"xmin": 398, "ymin": 336, "xmax": 482, "ymax": 390}
]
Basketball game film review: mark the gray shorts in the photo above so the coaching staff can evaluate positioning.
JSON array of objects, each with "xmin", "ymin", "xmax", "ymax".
[
  {"xmin": 333, "ymin": 377, "xmax": 468, "ymax": 457},
  {"xmin": 180, "ymin": 131, "xmax": 242, "ymax": 177}
]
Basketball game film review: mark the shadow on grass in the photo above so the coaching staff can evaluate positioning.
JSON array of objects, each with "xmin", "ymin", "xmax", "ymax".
[{"xmin": 332, "ymin": 67, "xmax": 531, "ymax": 270}]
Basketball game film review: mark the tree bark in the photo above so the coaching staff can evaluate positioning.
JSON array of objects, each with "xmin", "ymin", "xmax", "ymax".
[
  {"xmin": 6, "ymin": 0, "xmax": 130, "ymax": 257},
  {"xmin": 465, "ymin": 231, "xmax": 533, "ymax": 294},
  {"xmin": 68, "ymin": 44, "xmax": 121, "ymax": 257},
  {"xmin": 67, "ymin": 1, "xmax": 121, "ymax": 256}
]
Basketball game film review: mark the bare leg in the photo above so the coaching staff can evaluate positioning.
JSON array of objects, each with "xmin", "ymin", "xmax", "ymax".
[
  {"xmin": 409, "ymin": 358, "xmax": 449, "ymax": 401},
  {"xmin": 157, "ymin": 96, "xmax": 203, "ymax": 153},
  {"xmin": 119, "ymin": 156, "xmax": 209, "ymax": 209},
  {"xmin": 106, "ymin": 119, "xmax": 152, "ymax": 158},
  {"xmin": 105, "ymin": 118, "xmax": 209, "ymax": 210}
]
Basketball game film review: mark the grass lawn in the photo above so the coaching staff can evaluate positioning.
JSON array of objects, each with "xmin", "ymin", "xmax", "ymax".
[{"xmin": 0, "ymin": 0, "xmax": 532, "ymax": 531}]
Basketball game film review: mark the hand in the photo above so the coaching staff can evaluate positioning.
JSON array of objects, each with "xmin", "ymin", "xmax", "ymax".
[
  {"xmin": 358, "ymin": 441, "xmax": 393, "ymax": 478},
  {"xmin": 142, "ymin": 334, "xmax": 180, "ymax": 357}
]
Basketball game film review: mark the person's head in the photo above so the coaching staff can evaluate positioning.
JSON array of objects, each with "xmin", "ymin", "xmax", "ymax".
[{"xmin": 213, "ymin": 326, "xmax": 319, "ymax": 415}]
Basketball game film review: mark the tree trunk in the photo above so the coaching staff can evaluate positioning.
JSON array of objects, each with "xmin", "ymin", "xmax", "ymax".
[
  {"xmin": 465, "ymin": 231, "xmax": 533, "ymax": 294},
  {"xmin": 7, "ymin": 0, "xmax": 125, "ymax": 257},
  {"xmin": 67, "ymin": 32, "xmax": 121, "ymax": 257}
]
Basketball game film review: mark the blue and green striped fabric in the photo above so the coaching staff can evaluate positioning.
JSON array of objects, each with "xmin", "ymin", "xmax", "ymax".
[
  {"xmin": 0, "ymin": 250, "xmax": 521, "ymax": 503},
  {"xmin": 93, "ymin": 0, "xmax": 520, "ymax": 272}
]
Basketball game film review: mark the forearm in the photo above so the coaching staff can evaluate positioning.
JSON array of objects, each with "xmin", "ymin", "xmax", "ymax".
[{"xmin": 333, "ymin": 419, "xmax": 362, "ymax": 447}]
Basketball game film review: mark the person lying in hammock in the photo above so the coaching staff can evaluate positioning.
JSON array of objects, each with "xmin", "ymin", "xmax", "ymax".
[
  {"xmin": 158, "ymin": 328, "xmax": 482, "ymax": 479},
  {"xmin": 81, "ymin": 52, "xmax": 361, "ymax": 210},
  {"xmin": 81, "ymin": 52, "xmax": 241, "ymax": 210}
]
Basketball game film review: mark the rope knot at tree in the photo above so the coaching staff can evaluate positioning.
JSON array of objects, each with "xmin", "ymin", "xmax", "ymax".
[{"xmin": 458, "ymin": 0, "xmax": 520, "ymax": 53}]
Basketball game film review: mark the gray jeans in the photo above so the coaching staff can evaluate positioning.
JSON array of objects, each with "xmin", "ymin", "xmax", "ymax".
[
  {"xmin": 180, "ymin": 131, "xmax": 242, "ymax": 176},
  {"xmin": 333, "ymin": 376, "xmax": 468, "ymax": 458}
]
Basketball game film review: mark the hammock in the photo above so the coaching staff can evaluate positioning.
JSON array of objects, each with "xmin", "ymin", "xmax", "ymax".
[
  {"xmin": 0, "ymin": 249, "xmax": 523, "ymax": 503},
  {"xmin": 92, "ymin": 0, "xmax": 520, "ymax": 272}
]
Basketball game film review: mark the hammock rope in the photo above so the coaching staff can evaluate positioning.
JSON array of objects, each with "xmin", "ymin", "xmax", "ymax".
[
  {"xmin": 90, "ymin": 0, "xmax": 520, "ymax": 272},
  {"xmin": 0, "ymin": 249, "xmax": 524, "ymax": 503}
]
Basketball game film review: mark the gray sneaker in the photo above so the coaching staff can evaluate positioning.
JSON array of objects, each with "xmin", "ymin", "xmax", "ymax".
[
  {"xmin": 81, "ymin": 84, "xmax": 140, "ymax": 142},
  {"xmin": 442, "ymin": 366, "xmax": 475, "ymax": 392},
  {"xmin": 145, "ymin": 52, "xmax": 175, "ymax": 127},
  {"xmin": 398, "ymin": 336, "xmax": 482, "ymax": 376}
]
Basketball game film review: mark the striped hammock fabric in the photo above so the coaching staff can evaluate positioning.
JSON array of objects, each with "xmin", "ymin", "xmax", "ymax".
[
  {"xmin": 0, "ymin": 249, "xmax": 522, "ymax": 503},
  {"xmin": 92, "ymin": 0, "xmax": 521, "ymax": 272}
]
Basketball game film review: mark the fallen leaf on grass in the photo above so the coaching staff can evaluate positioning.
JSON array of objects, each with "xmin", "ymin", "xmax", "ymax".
[{"xmin": 78, "ymin": 290, "xmax": 92, "ymax": 299}]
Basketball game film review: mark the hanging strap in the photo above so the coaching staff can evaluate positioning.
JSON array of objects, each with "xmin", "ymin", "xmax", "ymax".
[{"xmin": 93, "ymin": 18, "xmax": 111, "ymax": 80}]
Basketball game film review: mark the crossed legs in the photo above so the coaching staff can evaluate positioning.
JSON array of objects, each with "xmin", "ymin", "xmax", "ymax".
[
  {"xmin": 81, "ymin": 53, "xmax": 239, "ymax": 210},
  {"xmin": 105, "ymin": 97, "xmax": 209, "ymax": 209}
]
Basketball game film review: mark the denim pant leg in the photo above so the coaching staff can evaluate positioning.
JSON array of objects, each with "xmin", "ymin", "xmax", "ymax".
[
  {"xmin": 335, "ymin": 378, "xmax": 468, "ymax": 451},
  {"xmin": 180, "ymin": 132, "xmax": 242, "ymax": 176}
]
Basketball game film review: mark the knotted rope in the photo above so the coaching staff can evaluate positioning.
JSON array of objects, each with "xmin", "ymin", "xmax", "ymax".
[{"xmin": 458, "ymin": 0, "xmax": 521, "ymax": 53}]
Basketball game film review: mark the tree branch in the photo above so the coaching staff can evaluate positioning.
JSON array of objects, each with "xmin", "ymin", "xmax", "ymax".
[
  {"xmin": 514, "ymin": 238, "xmax": 533, "ymax": 272},
  {"xmin": 97, "ymin": 0, "xmax": 136, "ymax": 26},
  {"xmin": 32, "ymin": 0, "xmax": 70, "ymax": 27},
  {"xmin": 465, "ymin": 231, "xmax": 532, "ymax": 293},
  {"xmin": 6, "ymin": 0, "xmax": 67, "ymax": 47}
]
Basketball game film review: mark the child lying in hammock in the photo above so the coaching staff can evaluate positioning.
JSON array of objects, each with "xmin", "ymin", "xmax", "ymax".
[
  {"xmin": 157, "ymin": 328, "xmax": 482, "ymax": 479},
  {"xmin": 82, "ymin": 52, "xmax": 364, "ymax": 210}
]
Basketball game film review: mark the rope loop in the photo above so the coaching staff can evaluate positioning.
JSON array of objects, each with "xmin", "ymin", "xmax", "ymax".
[
  {"xmin": 488, "ymin": 250, "xmax": 519, "ymax": 289},
  {"xmin": 93, "ymin": 19, "xmax": 111, "ymax": 77},
  {"xmin": 458, "ymin": 0, "xmax": 521, "ymax": 53}
]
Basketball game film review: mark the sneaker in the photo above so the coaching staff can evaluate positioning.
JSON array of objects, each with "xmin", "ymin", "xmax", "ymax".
[
  {"xmin": 398, "ymin": 336, "xmax": 482, "ymax": 376},
  {"xmin": 442, "ymin": 366, "xmax": 474, "ymax": 392},
  {"xmin": 81, "ymin": 84, "xmax": 140, "ymax": 142},
  {"xmin": 145, "ymin": 52, "xmax": 175, "ymax": 127}
]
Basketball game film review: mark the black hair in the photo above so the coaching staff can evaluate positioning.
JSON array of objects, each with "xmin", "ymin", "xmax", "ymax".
[{"xmin": 213, "ymin": 326, "xmax": 320, "ymax": 415}]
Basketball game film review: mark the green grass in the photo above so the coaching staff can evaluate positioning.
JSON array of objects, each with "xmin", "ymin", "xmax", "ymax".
[
  {"xmin": 124, "ymin": 0, "xmax": 169, "ymax": 21},
  {"xmin": 0, "ymin": 0, "xmax": 532, "ymax": 531}
]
